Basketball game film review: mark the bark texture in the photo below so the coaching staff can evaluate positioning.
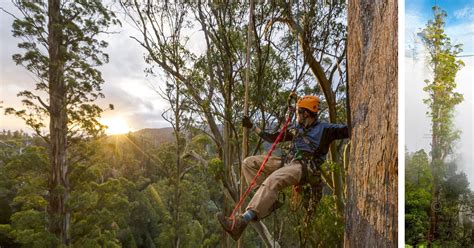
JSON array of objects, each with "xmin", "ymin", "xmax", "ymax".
[
  {"xmin": 345, "ymin": 1, "xmax": 398, "ymax": 247},
  {"xmin": 47, "ymin": 0, "xmax": 69, "ymax": 244}
]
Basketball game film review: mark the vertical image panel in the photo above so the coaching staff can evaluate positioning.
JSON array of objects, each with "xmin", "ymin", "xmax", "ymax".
[
  {"xmin": 405, "ymin": 0, "xmax": 474, "ymax": 247},
  {"xmin": 346, "ymin": 1, "xmax": 398, "ymax": 247}
]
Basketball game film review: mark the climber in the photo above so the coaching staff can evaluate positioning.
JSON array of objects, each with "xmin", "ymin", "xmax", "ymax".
[{"xmin": 217, "ymin": 95, "xmax": 349, "ymax": 240}]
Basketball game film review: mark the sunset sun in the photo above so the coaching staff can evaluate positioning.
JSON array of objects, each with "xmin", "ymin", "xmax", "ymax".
[{"xmin": 101, "ymin": 117, "xmax": 133, "ymax": 135}]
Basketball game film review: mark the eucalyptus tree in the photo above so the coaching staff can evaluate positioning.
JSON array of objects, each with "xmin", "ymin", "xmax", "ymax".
[
  {"xmin": 3, "ymin": 0, "xmax": 119, "ymax": 245},
  {"xmin": 120, "ymin": 1, "xmax": 291, "ymax": 246},
  {"xmin": 418, "ymin": 7, "xmax": 464, "ymax": 246},
  {"xmin": 155, "ymin": 29, "xmax": 194, "ymax": 246}
]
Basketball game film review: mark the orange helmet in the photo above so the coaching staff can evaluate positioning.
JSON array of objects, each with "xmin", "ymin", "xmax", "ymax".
[{"xmin": 297, "ymin": 95, "xmax": 320, "ymax": 113}]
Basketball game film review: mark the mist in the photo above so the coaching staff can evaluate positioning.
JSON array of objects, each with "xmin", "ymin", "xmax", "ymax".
[{"xmin": 405, "ymin": 10, "xmax": 474, "ymax": 189}]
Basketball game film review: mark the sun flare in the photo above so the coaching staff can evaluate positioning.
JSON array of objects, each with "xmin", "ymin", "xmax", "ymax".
[{"xmin": 101, "ymin": 117, "xmax": 132, "ymax": 135}]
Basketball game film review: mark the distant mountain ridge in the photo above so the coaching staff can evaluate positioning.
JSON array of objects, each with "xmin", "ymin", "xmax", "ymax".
[
  {"xmin": 107, "ymin": 127, "xmax": 175, "ymax": 147},
  {"xmin": 132, "ymin": 127, "xmax": 175, "ymax": 143}
]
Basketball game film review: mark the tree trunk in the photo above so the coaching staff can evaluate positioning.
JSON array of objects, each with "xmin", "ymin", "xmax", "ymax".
[
  {"xmin": 239, "ymin": 1, "xmax": 254, "ymax": 246},
  {"xmin": 427, "ymin": 49, "xmax": 441, "ymax": 248},
  {"xmin": 174, "ymin": 81, "xmax": 181, "ymax": 248},
  {"xmin": 345, "ymin": 0, "xmax": 398, "ymax": 247},
  {"xmin": 427, "ymin": 158, "xmax": 440, "ymax": 246},
  {"xmin": 47, "ymin": 0, "xmax": 69, "ymax": 245}
]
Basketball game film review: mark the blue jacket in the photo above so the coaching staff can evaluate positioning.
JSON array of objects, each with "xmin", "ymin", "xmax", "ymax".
[{"xmin": 259, "ymin": 121, "xmax": 349, "ymax": 161}]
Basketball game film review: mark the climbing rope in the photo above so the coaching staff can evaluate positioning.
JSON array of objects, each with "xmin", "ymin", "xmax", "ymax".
[
  {"xmin": 230, "ymin": 112, "xmax": 292, "ymax": 222},
  {"xmin": 230, "ymin": 93, "xmax": 297, "ymax": 223}
]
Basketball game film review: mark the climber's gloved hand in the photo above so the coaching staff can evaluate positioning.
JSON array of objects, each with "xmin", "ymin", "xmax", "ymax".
[{"xmin": 242, "ymin": 116, "xmax": 253, "ymax": 129}]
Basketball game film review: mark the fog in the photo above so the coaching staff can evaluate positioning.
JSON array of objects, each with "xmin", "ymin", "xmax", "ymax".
[{"xmin": 405, "ymin": 9, "xmax": 474, "ymax": 189}]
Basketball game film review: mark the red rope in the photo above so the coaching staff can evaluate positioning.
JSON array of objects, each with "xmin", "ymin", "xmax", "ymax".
[{"xmin": 229, "ymin": 112, "xmax": 294, "ymax": 222}]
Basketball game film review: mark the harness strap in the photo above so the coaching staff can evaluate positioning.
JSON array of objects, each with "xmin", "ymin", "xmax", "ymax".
[
  {"xmin": 297, "ymin": 157, "xmax": 324, "ymax": 185},
  {"xmin": 300, "ymin": 159, "xmax": 309, "ymax": 185},
  {"xmin": 291, "ymin": 158, "xmax": 325, "ymax": 213}
]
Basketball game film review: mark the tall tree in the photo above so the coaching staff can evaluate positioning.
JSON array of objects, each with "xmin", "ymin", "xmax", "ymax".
[
  {"xmin": 418, "ymin": 7, "xmax": 464, "ymax": 246},
  {"xmin": 4, "ymin": 0, "xmax": 118, "ymax": 245},
  {"xmin": 157, "ymin": 45, "xmax": 192, "ymax": 248},
  {"xmin": 346, "ymin": 0, "xmax": 398, "ymax": 246}
]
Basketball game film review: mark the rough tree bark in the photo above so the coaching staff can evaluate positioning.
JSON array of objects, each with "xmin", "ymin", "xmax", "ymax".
[
  {"xmin": 345, "ymin": 0, "xmax": 398, "ymax": 247},
  {"xmin": 47, "ymin": 0, "xmax": 69, "ymax": 244}
]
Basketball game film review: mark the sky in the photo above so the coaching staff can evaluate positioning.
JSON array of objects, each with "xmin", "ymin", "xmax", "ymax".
[
  {"xmin": 405, "ymin": 0, "xmax": 474, "ymax": 188},
  {"xmin": 0, "ymin": 1, "xmax": 212, "ymax": 135},
  {"xmin": 0, "ymin": 1, "xmax": 174, "ymax": 134}
]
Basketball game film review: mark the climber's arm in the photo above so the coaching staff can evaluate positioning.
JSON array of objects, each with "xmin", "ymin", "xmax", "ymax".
[
  {"xmin": 256, "ymin": 127, "xmax": 294, "ymax": 143},
  {"xmin": 325, "ymin": 123, "xmax": 349, "ymax": 141}
]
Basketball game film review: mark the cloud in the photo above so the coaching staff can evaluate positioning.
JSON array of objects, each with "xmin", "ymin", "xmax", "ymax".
[
  {"xmin": 96, "ymin": 76, "xmax": 170, "ymax": 130},
  {"xmin": 453, "ymin": 57, "xmax": 474, "ymax": 188},
  {"xmin": 405, "ymin": 5, "xmax": 474, "ymax": 55},
  {"xmin": 446, "ymin": 5, "xmax": 474, "ymax": 55},
  {"xmin": 405, "ymin": 10, "xmax": 428, "ymax": 59},
  {"xmin": 454, "ymin": 6, "xmax": 474, "ymax": 21},
  {"xmin": 445, "ymin": 22, "xmax": 474, "ymax": 55},
  {"xmin": 0, "ymin": 1, "xmax": 171, "ymax": 133},
  {"xmin": 127, "ymin": 112, "xmax": 170, "ymax": 129},
  {"xmin": 404, "ymin": 51, "xmax": 432, "ymax": 153},
  {"xmin": 406, "ymin": 47, "xmax": 474, "ymax": 189}
]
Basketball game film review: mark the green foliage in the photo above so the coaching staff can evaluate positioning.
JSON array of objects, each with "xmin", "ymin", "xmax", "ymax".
[
  {"xmin": 69, "ymin": 178, "xmax": 133, "ymax": 247},
  {"xmin": 208, "ymin": 157, "xmax": 224, "ymax": 180},
  {"xmin": 321, "ymin": 160, "xmax": 339, "ymax": 173},
  {"xmin": 419, "ymin": 7, "xmax": 464, "ymax": 163},
  {"xmin": 0, "ymin": 144, "xmax": 56, "ymax": 247},
  {"xmin": 0, "ymin": 130, "xmax": 225, "ymax": 247},
  {"xmin": 267, "ymin": 190, "xmax": 343, "ymax": 247},
  {"xmin": 405, "ymin": 150, "xmax": 432, "ymax": 246},
  {"xmin": 436, "ymin": 163, "xmax": 472, "ymax": 246},
  {"xmin": 305, "ymin": 196, "xmax": 344, "ymax": 246},
  {"xmin": 405, "ymin": 149, "xmax": 473, "ymax": 246},
  {"xmin": 8, "ymin": 210, "xmax": 56, "ymax": 248}
]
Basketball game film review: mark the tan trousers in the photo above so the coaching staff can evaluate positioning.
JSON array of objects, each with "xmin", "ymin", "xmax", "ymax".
[{"xmin": 243, "ymin": 155, "xmax": 302, "ymax": 219}]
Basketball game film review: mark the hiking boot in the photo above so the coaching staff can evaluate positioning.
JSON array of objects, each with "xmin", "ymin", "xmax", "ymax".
[{"xmin": 216, "ymin": 213, "xmax": 248, "ymax": 241}]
